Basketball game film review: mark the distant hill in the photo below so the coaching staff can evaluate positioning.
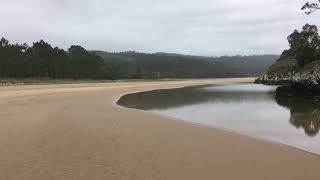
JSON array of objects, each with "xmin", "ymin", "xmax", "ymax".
[
  {"xmin": 92, "ymin": 51, "xmax": 279, "ymax": 79},
  {"xmin": 0, "ymin": 37, "xmax": 278, "ymax": 80}
]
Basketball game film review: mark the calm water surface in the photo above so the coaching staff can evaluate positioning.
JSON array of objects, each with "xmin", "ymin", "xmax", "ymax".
[{"xmin": 118, "ymin": 83, "xmax": 320, "ymax": 155}]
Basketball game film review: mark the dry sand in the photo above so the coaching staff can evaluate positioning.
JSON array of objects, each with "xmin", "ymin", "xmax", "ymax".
[{"xmin": 0, "ymin": 78, "xmax": 319, "ymax": 180}]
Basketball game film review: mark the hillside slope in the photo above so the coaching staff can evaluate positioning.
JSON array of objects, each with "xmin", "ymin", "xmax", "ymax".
[{"xmin": 93, "ymin": 51, "xmax": 278, "ymax": 79}]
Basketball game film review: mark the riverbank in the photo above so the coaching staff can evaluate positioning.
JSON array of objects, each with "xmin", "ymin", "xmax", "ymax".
[
  {"xmin": 256, "ymin": 59, "xmax": 320, "ymax": 88},
  {"xmin": 0, "ymin": 78, "xmax": 186, "ymax": 86},
  {"xmin": 255, "ymin": 58, "xmax": 320, "ymax": 103},
  {"xmin": 0, "ymin": 78, "xmax": 319, "ymax": 180}
]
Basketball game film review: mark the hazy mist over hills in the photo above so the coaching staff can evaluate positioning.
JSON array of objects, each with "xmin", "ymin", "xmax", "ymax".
[{"xmin": 93, "ymin": 51, "xmax": 279, "ymax": 78}]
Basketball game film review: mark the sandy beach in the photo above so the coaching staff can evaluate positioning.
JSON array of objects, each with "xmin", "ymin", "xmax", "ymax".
[{"xmin": 0, "ymin": 78, "xmax": 319, "ymax": 180}]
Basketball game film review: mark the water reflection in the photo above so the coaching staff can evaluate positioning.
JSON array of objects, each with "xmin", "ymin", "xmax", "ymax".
[
  {"xmin": 276, "ymin": 96, "xmax": 320, "ymax": 137},
  {"xmin": 117, "ymin": 83, "xmax": 320, "ymax": 154},
  {"xmin": 118, "ymin": 84, "xmax": 275, "ymax": 110}
]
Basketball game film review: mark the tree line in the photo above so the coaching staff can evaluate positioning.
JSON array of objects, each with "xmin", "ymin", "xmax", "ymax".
[
  {"xmin": 279, "ymin": 24, "xmax": 320, "ymax": 67},
  {"xmin": 0, "ymin": 38, "xmax": 106, "ymax": 79},
  {"xmin": 0, "ymin": 37, "xmax": 278, "ymax": 80}
]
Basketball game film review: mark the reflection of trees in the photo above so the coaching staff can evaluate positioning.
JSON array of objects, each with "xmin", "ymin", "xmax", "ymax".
[
  {"xmin": 276, "ymin": 95, "xmax": 320, "ymax": 137},
  {"xmin": 118, "ymin": 85, "xmax": 274, "ymax": 110}
]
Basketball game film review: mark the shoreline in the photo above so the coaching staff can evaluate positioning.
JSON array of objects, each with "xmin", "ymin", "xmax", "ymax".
[
  {"xmin": 115, "ymin": 84, "xmax": 320, "ymax": 157},
  {"xmin": 1, "ymin": 78, "xmax": 320, "ymax": 180}
]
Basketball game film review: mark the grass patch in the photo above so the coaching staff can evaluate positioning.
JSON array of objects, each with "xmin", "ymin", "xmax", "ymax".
[{"xmin": 266, "ymin": 57, "xmax": 298, "ymax": 75}]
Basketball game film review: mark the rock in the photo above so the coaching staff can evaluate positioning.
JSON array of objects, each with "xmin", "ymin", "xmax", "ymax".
[{"xmin": 256, "ymin": 63, "xmax": 320, "ymax": 90}]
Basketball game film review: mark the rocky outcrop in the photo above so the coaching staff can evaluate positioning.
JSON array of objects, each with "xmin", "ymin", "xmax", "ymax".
[
  {"xmin": 290, "ymin": 68, "xmax": 320, "ymax": 90},
  {"xmin": 256, "ymin": 61, "xmax": 320, "ymax": 90},
  {"xmin": 256, "ymin": 61, "xmax": 320, "ymax": 103},
  {"xmin": 255, "ymin": 73, "xmax": 292, "ymax": 85}
]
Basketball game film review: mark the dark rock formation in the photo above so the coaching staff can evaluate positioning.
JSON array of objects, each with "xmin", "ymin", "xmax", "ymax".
[{"xmin": 256, "ymin": 61, "xmax": 320, "ymax": 91}]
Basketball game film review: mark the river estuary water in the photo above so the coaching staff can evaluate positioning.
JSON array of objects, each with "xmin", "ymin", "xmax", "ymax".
[{"xmin": 117, "ymin": 83, "xmax": 320, "ymax": 155}]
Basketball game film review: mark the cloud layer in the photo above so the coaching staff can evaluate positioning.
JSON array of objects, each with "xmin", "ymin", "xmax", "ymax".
[{"xmin": 1, "ymin": 0, "xmax": 320, "ymax": 56}]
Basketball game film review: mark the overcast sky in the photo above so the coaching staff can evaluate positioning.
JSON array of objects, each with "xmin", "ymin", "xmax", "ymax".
[{"xmin": 1, "ymin": 0, "xmax": 320, "ymax": 56}]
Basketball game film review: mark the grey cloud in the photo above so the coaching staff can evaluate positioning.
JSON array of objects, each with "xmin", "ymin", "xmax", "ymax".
[{"xmin": 1, "ymin": 0, "xmax": 320, "ymax": 56}]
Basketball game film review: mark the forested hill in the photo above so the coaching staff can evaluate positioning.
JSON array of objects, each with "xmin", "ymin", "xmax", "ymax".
[
  {"xmin": 0, "ymin": 37, "xmax": 278, "ymax": 80},
  {"xmin": 92, "ymin": 51, "xmax": 279, "ymax": 79}
]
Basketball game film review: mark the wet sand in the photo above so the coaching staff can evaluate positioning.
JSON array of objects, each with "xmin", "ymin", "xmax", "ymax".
[{"xmin": 0, "ymin": 78, "xmax": 319, "ymax": 180}]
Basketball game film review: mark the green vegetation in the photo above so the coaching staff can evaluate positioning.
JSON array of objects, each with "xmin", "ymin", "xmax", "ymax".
[
  {"xmin": 280, "ymin": 24, "xmax": 320, "ymax": 66},
  {"xmin": 0, "ymin": 37, "xmax": 278, "ymax": 81},
  {"xmin": 266, "ymin": 57, "xmax": 297, "ymax": 75},
  {"xmin": 93, "ymin": 51, "xmax": 278, "ymax": 79},
  {"xmin": 265, "ymin": 24, "xmax": 320, "ymax": 76},
  {"xmin": 0, "ymin": 38, "xmax": 104, "ymax": 79}
]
